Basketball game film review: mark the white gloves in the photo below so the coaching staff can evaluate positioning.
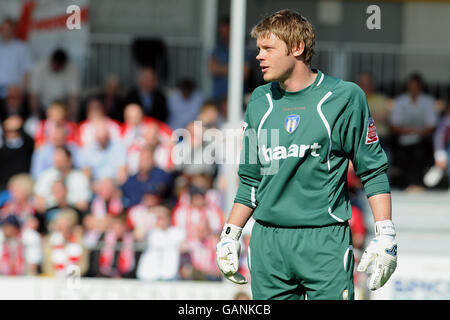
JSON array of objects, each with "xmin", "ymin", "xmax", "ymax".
[
  {"xmin": 357, "ymin": 220, "xmax": 398, "ymax": 290},
  {"xmin": 216, "ymin": 224, "xmax": 247, "ymax": 284}
]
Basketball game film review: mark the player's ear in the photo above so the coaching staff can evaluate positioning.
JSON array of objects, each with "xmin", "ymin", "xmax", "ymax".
[{"xmin": 292, "ymin": 41, "xmax": 305, "ymax": 58}]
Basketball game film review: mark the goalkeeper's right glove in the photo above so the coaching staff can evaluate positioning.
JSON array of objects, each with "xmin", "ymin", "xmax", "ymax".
[{"xmin": 216, "ymin": 223, "xmax": 247, "ymax": 284}]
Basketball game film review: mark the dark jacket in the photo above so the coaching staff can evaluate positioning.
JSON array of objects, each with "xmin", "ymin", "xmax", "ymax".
[{"xmin": 124, "ymin": 87, "xmax": 169, "ymax": 123}]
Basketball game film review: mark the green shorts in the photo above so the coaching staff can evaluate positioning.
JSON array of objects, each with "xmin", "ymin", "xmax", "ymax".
[{"xmin": 249, "ymin": 220, "xmax": 354, "ymax": 300}]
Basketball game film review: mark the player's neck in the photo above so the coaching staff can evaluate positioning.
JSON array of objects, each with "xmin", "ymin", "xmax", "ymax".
[{"xmin": 279, "ymin": 64, "xmax": 317, "ymax": 92}]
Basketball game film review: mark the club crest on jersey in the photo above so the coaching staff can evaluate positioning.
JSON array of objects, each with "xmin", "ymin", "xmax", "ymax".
[
  {"xmin": 366, "ymin": 117, "xmax": 379, "ymax": 144},
  {"xmin": 285, "ymin": 115, "xmax": 300, "ymax": 133}
]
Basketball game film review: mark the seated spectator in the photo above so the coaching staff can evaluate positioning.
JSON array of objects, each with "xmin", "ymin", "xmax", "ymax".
[
  {"xmin": 33, "ymin": 102, "xmax": 79, "ymax": 148},
  {"xmin": 30, "ymin": 122, "xmax": 82, "ymax": 180},
  {"xmin": 0, "ymin": 116, "xmax": 34, "ymax": 191},
  {"xmin": 34, "ymin": 146, "xmax": 91, "ymax": 214},
  {"xmin": 29, "ymin": 48, "xmax": 80, "ymax": 120},
  {"xmin": 0, "ymin": 174, "xmax": 35, "ymax": 224},
  {"xmin": 128, "ymin": 189, "xmax": 164, "ymax": 239},
  {"xmin": 80, "ymin": 121, "xmax": 127, "ymax": 183},
  {"xmin": 432, "ymin": 101, "xmax": 450, "ymax": 189},
  {"xmin": 0, "ymin": 85, "xmax": 30, "ymax": 122},
  {"xmin": 389, "ymin": 73, "xmax": 438, "ymax": 191},
  {"xmin": 97, "ymin": 74, "xmax": 125, "ymax": 122},
  {"xmin": 78, "ymin": 98, "xmax": 121, "ymax": 147},
  {"xmin": 172, "ymin": 175, "xmax": 224, "ymax": 239},
  {"xmin": 86, "ymin": 214, "xmax": 137, "ymax": 278},
  {"xmin": 173, "ymin": 121, "xmax": 218, "ymax": 176},
  {"xmin": 42, "ymin": 179, "xmax": 84, "ymax": 233},
  {"xmin": 124, "ymin": 67, "xmax": 168, "ymax": 123},
  {"xmin": 136, "ymin": 206, "xmax": 185, "ymax": 281},
  {"xmin": 82, "ymin": 178, "xmax": 124, "ymax": 249},
  {"xmin": 41, "ymin": 209, "xmax": 87, "ymax": 277},
  {"xmin": 121, "ymin": 145, "xmax": 173, "ymax": 208},
  {"xmin": 197, "ymin": 101, "xmax": 224, "ymax": 130},
  {"xmin": 126, "ymin": 119, "xmax": 174, "ymax": 175},
  {"xmin": 120, "ymin": 103, "xmax": 172, "ymax": 147},
  {"xmin": 184, "ymin": 218, "xmax": 221, "ymax": 281},
  {"xmin": 167, "ymin": 78, "xmax": 204, "ymax": 130},
  {"xmin": 0, "ymin": 18, "xmax": 33, "ymax": 99},
  {"xmin": 0, "ymin": 215, "xmax": 42, "ymax": 276}
]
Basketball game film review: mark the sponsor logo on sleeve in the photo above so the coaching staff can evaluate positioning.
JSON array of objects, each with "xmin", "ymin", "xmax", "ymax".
[{"xmin": 366, "ymin": 117, "xmax": 379, "ymax": 144}]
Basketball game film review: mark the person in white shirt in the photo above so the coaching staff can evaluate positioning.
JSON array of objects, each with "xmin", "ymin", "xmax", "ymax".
[
  {"xmin": 34, "ymin": 146, "xmax": 91, "ymax": 213},
  {"xmin": 0, "ymin": 18, "xmax": 33, "ymax": 98},
  {"xmin": 389, "ymin": 73, "xmax": 438, "ymax": 191},
  {"xmin": 136, "ymin": 206, "xmax": 185, "ymax": 281},
  {"xmin": 29, "ymin": 48, "xmax": 80, "ymax": 120},
  {"xmin": 167, "ymin": 78, "xmax": 204, "ymax": 130}
]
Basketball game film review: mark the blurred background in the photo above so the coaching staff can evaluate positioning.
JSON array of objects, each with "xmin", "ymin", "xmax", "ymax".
[{"xmin": 0, "ymin": 0, "xmax": 449, "ymax": 300}]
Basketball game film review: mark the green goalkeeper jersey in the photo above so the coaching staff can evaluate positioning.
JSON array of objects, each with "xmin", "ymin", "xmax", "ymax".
[{"xmin": 234, "ymin": 69, "xmax": 390, "ymax": 227}]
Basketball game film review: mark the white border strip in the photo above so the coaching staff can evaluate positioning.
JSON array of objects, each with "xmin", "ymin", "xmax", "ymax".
[
  {"xmin": 328, "ymin": 207, "xmax": 344, "ymax": 223},
  {"xmin": 251, "ymin": 186, "xmax": 256, "ymax": 207},
  {"xmin": 257, "ymin": 93, "xmax": 274, "ymax": 139},
  {"xmin": 316, "ymin": 91, "xmax": 333, "ymax": 171},
  {"xmin": 343, "ymin": 245, "xmax": 354, "ymax": 271},
  {"xmin": 316, "ymin": 73, "xmax": 324, "ymax": 86}
]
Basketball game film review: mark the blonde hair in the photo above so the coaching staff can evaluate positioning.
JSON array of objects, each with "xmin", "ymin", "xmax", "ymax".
[
  {"xmin": 250, "ymin": 9, "xmax": 315, "ymax": 65},
  {"xmin": 8, "ymin": 174, "xmax": 34, "ymax": 198}
]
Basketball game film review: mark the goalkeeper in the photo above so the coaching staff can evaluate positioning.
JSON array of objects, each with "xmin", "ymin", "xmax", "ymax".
[{"xmin": 216, "ymin": 9, "xmax": 397, "ymax": 300}]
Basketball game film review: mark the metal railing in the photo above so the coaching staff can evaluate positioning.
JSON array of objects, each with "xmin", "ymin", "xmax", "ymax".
[{"xmin": 83, "ymin": 35, "xmax": 450, "ymax": 100}]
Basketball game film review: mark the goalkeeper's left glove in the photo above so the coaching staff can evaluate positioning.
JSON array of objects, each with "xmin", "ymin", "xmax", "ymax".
[
  {"xmin": 216, "ymin": 224, "xmax": 247, "ymax": 285},
  {"xmin": 357, "ymin": 220, "xmax": 398, "ymax": 290}
]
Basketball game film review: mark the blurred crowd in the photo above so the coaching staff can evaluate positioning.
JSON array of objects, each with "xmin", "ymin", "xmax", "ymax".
[{"xmin": 0, "ymin": 14, "xmax": 449, "ymax": 286}]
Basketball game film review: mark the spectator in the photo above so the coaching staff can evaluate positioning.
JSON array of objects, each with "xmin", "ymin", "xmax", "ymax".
[
  {"xmin": 78, "ymin": 98, "xmax": 121, "ymax": 147},
  {"xmin": 432, "ymin": 102, "xmax": 450, "ymax": 189},
  {"xmin": 173, "ymin": 121, "xmax": 218, "ymax": 176},
  {"xmin": 121, "ymin": 145, "xmax": 173, "ymax": 208},
  {"xmin": 79, "ymin": 121, "xmax": 127, "ymax": 183},
  {"xmin": 0, "ymin": 116, "xmax": 34, "ymax": 191},
  {"xmin": 184, "ymin": 217, "xmax": 221, "ymax": 281},
  {"xmin": 208, "ymin": 16, "xmax": 250, "ymax": 103},
  {"xmin": 124, "ymin": 67, "xmax": 168, "ymax": 123},
  {"xmin": 0, "ymin": 18, "xmax": 33, "ymax": 99},
  {"xmin": 34, "ymin": 146, "xmax": 91, "ymax": 213},
  {"xmin": 82, "ymin": 178, "xmax": 123, "ymax": 250},
  {"xmin": 0, "ymin": 85, "xmax": 30, "ymax": 122},
  {"xmin": 41, "ymin": 208, "xmax": 87, "ymax": 277},
  {"xmin": 172, "ymin": 174, "xmax": 224, "ymax": 239},
  {"xmin": 389, "ymin": 73, "xmax": 438, "ymax": 191},
  {"xmin": 97, "ymin": 74, "xmax": 125, "ymax": 122},
  {"xmin": 120, "ymin": 103, "xmax": 171, "ymax": 148},
  {"xmin": 197, "ymin": 101, "xmax": 224, "ymax": 130},
  {"xmin": 126, "ymin": 119, "xmax": 174, "ymax": 175},
  {"xmin": 42, "ymin": 179, "xmax": 84, "ymax": 233},
  {"xmin": 136, "ymin": 206, "xmax": 185, "ymax": 281},
  {"xmin": 87, "ymin": 213, "xmax": 137, "ymax": 278},
  {"xmin": 0, "ymin": 174, "xmax": 35, "ymax": 224},
  {"xmin": 30, "ymin": 122, "xmax": 82, "ymax": 180},
  {"xmin": 167, "ymin": 78, "xmax": 204, "ymax": 130},
  {"xmin": 33, "ymin": 102, "xmax": 79, "ymax": 148},
  {"xmin": 0, "ymin": 215, "xmax": 42, "ymax": 276},
  {"xmin": 29, "ymin": 48, "xmax": 80, "ymax": 120},
  {"xmin": 356, "ymin": 73, "xmax": 392, "ymax": 157},
  {"xmin": 128, "ymin": 189, "xmax": 164, "ymax": 239}
]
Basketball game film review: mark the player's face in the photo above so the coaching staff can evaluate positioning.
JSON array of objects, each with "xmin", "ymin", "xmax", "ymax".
[{"xmin": 256, "ymin": 33, "xmax": 297, "ymax": 83}]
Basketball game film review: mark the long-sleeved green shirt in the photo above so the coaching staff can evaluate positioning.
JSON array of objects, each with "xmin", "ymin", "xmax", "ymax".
[{"xmin": 234, "ymin": 70, "xmax": 390, "ymax": 227}]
